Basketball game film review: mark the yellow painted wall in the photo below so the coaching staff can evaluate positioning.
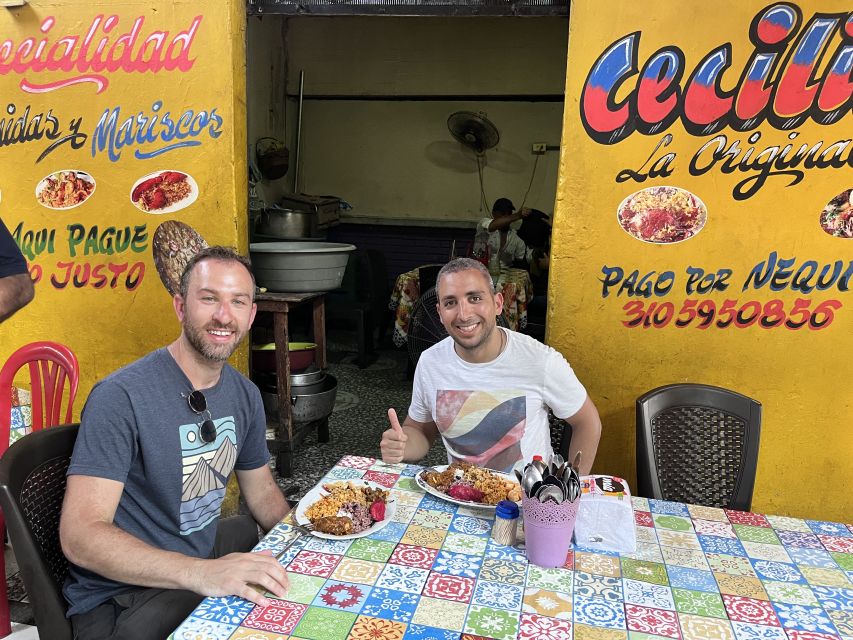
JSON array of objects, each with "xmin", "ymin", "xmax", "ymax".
[
  {"xmin": 0, "ymin": 0, "xmax": 248, "ymax": 413},
  {"xmin": 551, "ymin": 0, "xmax": 852, "ymax": 520}
]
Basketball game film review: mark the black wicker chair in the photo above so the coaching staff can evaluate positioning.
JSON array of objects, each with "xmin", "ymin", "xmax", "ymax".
[
  {"xmin": 0, "ymin": 423, "xmax": 77, "ymax": 640},
  {"xmin": 636, "ymin": 384, "xmax": 762, "ymax": 511},
  {"xmin": 548, "ymin": 411, "xmax": 572, "ymax": 460}
]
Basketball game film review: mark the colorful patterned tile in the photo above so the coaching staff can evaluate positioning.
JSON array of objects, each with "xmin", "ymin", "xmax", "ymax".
[
  {"xmin": 707, "ymin": 553, "xmax": 757, "ymax": 576},
  {"xmin": 784, "ymin": 631, "xmax": 843, "ymax": 640},
  {"xmin": 394, "ymin": 505, "xmax": 418, "ymax": 524},
  {"xmin": 678, "ymin": 613, "xmax": 735, "ymax": 640},
  {"xmin": 807, "ymin": 522, "xmax": 853, "ymax": 538},
  {"xmin": 661, "ymin": 547, "xmax": 710, "ymax": 570},
  {"xmin": 347, "ymin": 539, "xmax": 397, "ymax": 563},
  {"xmin": 305, "ymin": 536, "xmax": 354, "ymax": 555},
  {"xmin": 625, "ymin": 604, "xmax": 680, "ymax": 639},
  {"xmin": 463, "ymin": 604, "xmax": 520, "ymax": 640},
  {"xmin": 361, "ymin": 587, "xmax": 419, "ymax": 623},
  {"xmin": 788, "ymin": 548, "xmax": 837, "ymax": 569},
  {"xmin": 423, "ymin": 572, "xmax": 475, "ymax": 603},
  {"xmin": 170, "ymin": 617, "xmax": 239, "ymax": 639},
  {"xmin": 191, "ymin": 595, "xmax": 254, "ymax": 626},
  {"xmin": 765, "ymin": 516, "xmax": 812, "ymax": 534},
  {"xmin": 243, "ymin": 600, "xmax": 308, "ymax": 635},
  {"xmin": 394, "ymin": 477, "xmax": 422, "ymax": 493},
  {"xmin": 291, "ymin": 606, "xmax": 357, "ymax": 640},
  {"xmin": 389, "ymin": 544, "xmax": 439, "ymax": 569},
  {"xmin": 622, "ymin": 559, "xmax": 669, "ymax": 585},
  {"xmin": 649, "ymin": 500, "xmax": 691, "ymax": 517},
  {"xmin": 762, "ymin": 582, "xmax": 819, "ymax": 606},
  {"xmin": 441, "ymin": 531, "xmax": 487, "ymax": 555},
  {"xmin": 688, "ymin": 505, "xmax": 729, "ymax": 522},
  {"xmin": 751, "ymin": 560, "xmax": 806, "ymax": 584},
  {"xmin": 402, "ymin": 624, "xmax": 459, "ymax": 639},
  {"xmin": 394, "ymin": 489, "xmax": 426, "ymax": 507},
  {"xmin": 637, "ymin": 526, "xmax": 661, "ymax": 545},
  {"xmin": 695, "ymin": 520, "xmax": 738, "ymax": 539},
  {"xmin": 629, "ymin": 632, "xmax": 672, "ymax": 640},
  {"xmin": 801, "ymin": 567, "xmax": 852, "ymax": 588},
  {"xmin": 410, "ymin": 597, "xmax": 468, "ymax": 632},
  {"xmin": 286, "ymin": 573, "xmax": 332, "ymax": 604},
  {"xmin": 672, "ymin": 589, "xmax": 727, "ymax": 618},
  {"xmin": 701, "ymin": 536, "xmax": 748, "ymax": 557},
  {"xmin": 820, "ymin": 538, "xmax": 853, "ymax": 555},
  {"xmin": 667, "ymin": 566, "xmax": 718, "ymax": 593},
  {"xmin": 400, "ymin": 464, "xmax": 422, "ymax": 477},
  {"xmin": 368, "ymin": 521, "xmax": 408, "ymax": 543},
  {"xmin": 313, "ymin": 580, "xmax": 371, "ymax": 613},
  {"xmin": 418, "ymin": 495, "xmax": 457, "ymax": 513},
  {"xmin": 518, "ymin": 612, "xmax": 572, "ymax": 640},
  {"xmin": 726, "ymin": 512, "xmax": 771, "ymax": 528},
  {"xmin": 827, "ymin": 611, "xmax": 853, "ymax": 635},
  {"xmin": 349, "ymin": 615, "xmax": 406, "ymax": 640},
  {"xmin": 632, "ymin": 496, "xmax": 651, "ymax": 511},
  {"xmin": 574, "ymin": 622, "xmax": 628, "ymax": 640},
  {"xmin": 622, "ymin": 579, "xmax": 676, "ymax": 610},
  {"xmin": 629, "ymin": 543, "xmax": 665, "ymax": 564},
  {"xmin": 778, "ymin": 531, "xmax": 825, "ymax": 550},
  {"xmin": 771, "ymin": 603, "xmax": 838, "ymax": 635},
  {"xmin": 431, "ymin": 550, "xmax": 482, "ymax": 578},
  {"xmin": 331, "ymin": 558, "xmax": 385, "ymax": 586},
  {"xmin": 375, "ymin": 564, "xmax": 429, "ymax": 594},
  {"xmin": 731, "ymin": 622, "xmax": 789, "ymax": 640},
  {"xmin": 480, "ymin": 557, "xmax": 527, "ymax": 585},
  {"xmin": 472, "ymin": 579, "xmax": 524, "ymax": 610},
  {"xmin": 575, "ymin": 571, "xmax": 623, "ymax": 602},
  {"xmin": 811, "ymin": 586, "xmax": 853, "ymax": 610},
  {"xmin": 523, "ymin": 587, "xmax": 572, "ymax": 619},
  {"xmin": 526, "ymin": 565, "xmax": 574, "ymax": 593},
  {"xmin": 288, "ymin": 550, "xmax": 342, "ymax": 578},
  {"xmin": 654, "ymin": 514, "xmax": 694, "ymax": 533},
  {"xmin": 327, "ymin": 466, "xmax": 368, "ymax": 481},
  {"xmin": 450, "ymin": 513, "xmax": 493, "ymax": 536},
  {"xmin": 573, "ymin": 597, "xmax": 627, "ymax": 629},
  {"xmin": 743, "ymin": 542, "xmax": 793, "ymax": 563},
  {"xmin": 577, "ymin": 552, "xmax": 622, "ymax": 577},
  {"xmin": 485, "ymin": 539, "xmax": 527, "ymax": 563},
  {"xmin": 714, "ymin": 573, "xmax": 769, "ymax": 600},
  {"xmin": 723, "ymin": 595, "xmax": 781, "ymax": 626},
  {"xmin": 338, "ymin": 456, "xmax": 375, "ymax": 469},
  {"xmin": 412, "ymin": 509, "xmax": 453, "ymax": 530},
  {"xmin": 229, "ymin": 627, "xmax": 290, "ymax": 639},
  {"xmin": 361, "ymin": 470, "xmax": 399, "ymax": 488},
  {"xmin": 830, "ymin": 553, "xmax": 853, "ymax": 571},
  {"xmin": 401, "ymin": 524, "xmax": 447, "ymax": 550},
  {"xmin": 636, "ymin": 511, "xmax": 655, "ymax": 527},
  {"xmin": 370, "ymin": 461, "xmax": 406, "ymax": 474},
  {"xmin": 736, "ymin": 526, "xmax": 782, "ymax": 545},
  {"xmin": 658, "ymin": 531, "xmax": 701, "ymax": 550}
]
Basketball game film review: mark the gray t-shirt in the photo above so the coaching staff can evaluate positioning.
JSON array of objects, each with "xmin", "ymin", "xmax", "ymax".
[{"xmin": 63, "ymin": 348, "xmax": 269, "ymax": 616}]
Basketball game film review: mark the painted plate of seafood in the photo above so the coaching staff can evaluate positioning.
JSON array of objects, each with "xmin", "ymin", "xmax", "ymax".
[
  {"xmin": 130, "ymin": 169, "xmax": 198, "ymax": 214},
  {"xmin": 35, "ymin": 170, "xmax": 96, "ymax": 210},
  {"xmin": 295, "ymin": 479, "xmax": 397, "ymax": 540},
  {"xmin": 415, "ymin": 464, "xmax": 519, "ymax": 510}
]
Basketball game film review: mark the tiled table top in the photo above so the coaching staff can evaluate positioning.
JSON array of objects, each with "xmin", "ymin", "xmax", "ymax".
[{"xmin": 170, "ymin": 456, "xmax": 853, "ymax": 640}]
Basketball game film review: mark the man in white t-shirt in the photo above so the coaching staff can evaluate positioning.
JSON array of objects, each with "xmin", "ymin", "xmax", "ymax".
[
  {"xmin": 380, "ymin": 257, "xmax": 601, "ymax": 474},
  {"xmin": 477, "ymin": 197, "xmax": 532, "ymax": 268}
]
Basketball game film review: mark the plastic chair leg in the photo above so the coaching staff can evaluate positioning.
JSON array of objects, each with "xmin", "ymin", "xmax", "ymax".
[{"xmin": 0, "ymin": 522, "xmax": 11, "ymax": 638}]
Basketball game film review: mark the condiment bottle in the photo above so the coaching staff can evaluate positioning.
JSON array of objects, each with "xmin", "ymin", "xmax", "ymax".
[{"xmin": 492, "ymin": 500, "xmax": 520, "ymax": 546}]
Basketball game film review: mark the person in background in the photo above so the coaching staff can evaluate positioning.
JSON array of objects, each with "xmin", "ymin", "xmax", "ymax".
[
  {"xmin": 0, "ymin": 218, "xmax": 34, "ymax": 323},
  {"xmin": 477, "ymin": 197, "xmax": 532, "ymax": 269},
  {"xmin": 60, "ymin": 246, "xmax": 290, "ymax": 640},
  {"xmin": 380, "ymin": 257, "xmax": 601, "ymax": 475}
]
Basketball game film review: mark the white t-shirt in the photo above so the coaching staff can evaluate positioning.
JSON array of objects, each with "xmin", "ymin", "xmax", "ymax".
[
  {"xmin": 478, "ymin": 217, "xmax": 530, "ymax": 266},
  {"xmin": 408, "ymin": 328, "xmax": 587, "ymax": 473}
]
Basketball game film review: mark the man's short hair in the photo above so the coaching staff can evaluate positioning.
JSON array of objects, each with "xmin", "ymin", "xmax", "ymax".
[
  {"xmin": 436, "ymin": 257, "xmax": 495, "ymax": 295},
  {"xmin": 179, "ymin": 246, "xmax": 255, "ymax": 299},
  {"xmin": 492, "ymin": 198, "xmax": 514, "ymax": 216}
]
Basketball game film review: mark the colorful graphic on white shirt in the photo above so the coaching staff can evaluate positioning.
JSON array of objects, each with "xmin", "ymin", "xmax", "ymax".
[
  {"xmin": 434, "ymin": 389, "xmax": 526, "ymax": 472},
  {"xmin": 178, "ymin": 416, "xmax": 237, "ymax": 535}
]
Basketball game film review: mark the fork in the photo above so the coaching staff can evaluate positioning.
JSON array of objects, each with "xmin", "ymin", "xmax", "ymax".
[{"xmin": 272, "ymin": 522, "xmax": 314, "ymax": 560}]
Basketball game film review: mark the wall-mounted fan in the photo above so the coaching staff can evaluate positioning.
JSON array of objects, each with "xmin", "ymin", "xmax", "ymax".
[{"xmin": 447, "ymin": 111, "xmax": 500, "ymax": 155}]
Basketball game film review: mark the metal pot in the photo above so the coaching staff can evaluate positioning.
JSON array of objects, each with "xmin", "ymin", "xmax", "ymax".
[
  {"xmin": 261, "ymin": 374, "xmax": 337, "ymax": 424},
  {"xmin": 254, "ymin": 208, "xmax": 315, "ymax": 239}
]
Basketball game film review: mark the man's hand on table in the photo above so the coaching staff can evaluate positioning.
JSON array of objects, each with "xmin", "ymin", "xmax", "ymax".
[
  {"xmin": 380, "ymin": 408, "xmax": 408, "ymax": 463},
  {"xmin": 188, "ymin": 550, "xmax": 289, "ymax": 608}
]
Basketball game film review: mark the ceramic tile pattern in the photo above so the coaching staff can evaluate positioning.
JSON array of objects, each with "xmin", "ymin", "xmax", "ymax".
[{"xmin": 170, "ymin": 458, "xmax": 853, "ymax": 640}]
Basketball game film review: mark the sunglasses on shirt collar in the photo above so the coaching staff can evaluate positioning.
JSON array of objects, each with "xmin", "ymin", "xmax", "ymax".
[{"xmin": 186, "ymin": 390, "xmax": 217, "ymax": 444}]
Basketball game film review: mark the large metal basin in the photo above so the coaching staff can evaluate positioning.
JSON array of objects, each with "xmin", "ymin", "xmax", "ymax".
[
  {"xmin": 261, "ymin": 374, "xmax": 338, "ymax": 424},
  {"xmin": 250, "ymin": 241, "xmax": 356, "ymax": 292}
]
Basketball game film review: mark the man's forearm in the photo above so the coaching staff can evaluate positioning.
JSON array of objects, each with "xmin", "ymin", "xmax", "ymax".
[
  {"xmin": 568, "ymin": 419, "xmax": 601, "ymax": 476},
  {"xmin": 487, "ymin": 213, "xmax": 521, "ymax": 232},
  {"xmin": 0, "ymin": 273, "xmax": 34, "ymax": 323}
]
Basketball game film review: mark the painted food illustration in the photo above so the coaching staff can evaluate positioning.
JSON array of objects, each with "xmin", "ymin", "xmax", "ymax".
[
  {"xmin": 36, "ymin": 170, "xmax": 96, "ymax": 210},
  {"xmin": 151, "ymin": 220, "xmax": 208, "ymax": 295},
  {"xmin": 617, "ymin": 186, "xmax": 707, "ymax": 244},
  {"xmin": 131, "ymin": 170, "xmax": 197, "ymax": 213},
  {"xmin": 819, "ymin": 188, "xmax": 852, "ymax": 238}
]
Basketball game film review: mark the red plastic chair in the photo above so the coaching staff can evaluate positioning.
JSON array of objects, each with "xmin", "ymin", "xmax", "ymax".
[{"xmin": 0, "ymin": 341, "xmax": 79, "ymax": 636}]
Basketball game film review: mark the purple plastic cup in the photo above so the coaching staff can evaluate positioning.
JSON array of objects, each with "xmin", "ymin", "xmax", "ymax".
[{"xmin": 522, "ymin": 494, "xmax": 580, "ymax": 568}]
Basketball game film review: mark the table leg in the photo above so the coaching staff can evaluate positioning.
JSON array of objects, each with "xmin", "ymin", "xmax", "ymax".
[
  {"xmin": 273, "ymin": 310, "xmax": 294, "ymax": 477},
  {"xmin": 318, "ymin": 417, "xmax": 330, "ymax": 443},
  {"xmin": 312, "ymin": 296, "xmax": 327, "ymax": 369}
]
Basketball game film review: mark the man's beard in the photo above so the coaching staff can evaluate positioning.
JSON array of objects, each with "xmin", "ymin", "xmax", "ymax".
[{"xmin": 184, "ymin": 318, "xmax": 245, "ymax": 362}]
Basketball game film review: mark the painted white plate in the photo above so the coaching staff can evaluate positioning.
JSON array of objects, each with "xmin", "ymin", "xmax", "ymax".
[
  {"xmin": 129, "ymin": 169, "xmax": 198, "ymax": 214},
  {"xmin": 35, "ymin": 170, "xmax": 96, "ymax": 210},
  {"xmin": 616, "ymin": 185, "xmax": 707, "ymax": 244},
  {"xmin": 415, "ymin": 464, "xmax": 518, "ymax": 510},
  {"xmin": 295, "ymin": 480, "xmax": 396, "ymax": 540}
]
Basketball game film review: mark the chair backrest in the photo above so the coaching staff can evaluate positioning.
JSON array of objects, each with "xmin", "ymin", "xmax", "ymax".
[
  {"xmin": 548, "ymin": 411, "xmax": 572, "ymax": 460},
  {"xmin": 0, "ymin": 422, "xmax": 77, "ymax": 640},
  {"xmin": 0, "ymin": 341, "xmax": 79, "ymax": 452},
  {"xmin": 636, "ymin": 384, "xmax": 762, "ymax": 511}
]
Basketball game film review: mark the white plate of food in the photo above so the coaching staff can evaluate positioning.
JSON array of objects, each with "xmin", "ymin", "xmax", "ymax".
[
  {"xmin": 35, "ymin": 170, "xmax": 96, "ymax": 210},
  {"xmin": 415, "ymin": 463, "xmax": 522, "ymax": 510},
  {"xmin": 617, "ymin": 185, "xmax": 707, "ymax": 244},
  {"xmin": 130, "ymin": 169, "xmax": 198, "ymax": 214},
  {"xmin": 295, "ymin": 480, "xmax": 396, "ymax": 540}
]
